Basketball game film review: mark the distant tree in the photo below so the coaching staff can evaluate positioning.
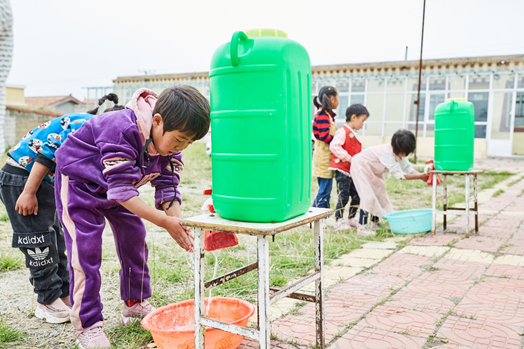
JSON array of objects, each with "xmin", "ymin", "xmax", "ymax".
[{"xmin": 0, "ymin": 0, "xmax": 13, "ymax": 154}]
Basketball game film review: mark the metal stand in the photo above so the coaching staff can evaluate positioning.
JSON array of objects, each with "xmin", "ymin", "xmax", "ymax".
[
  {"xmin": 431, "ymin": 170, "xmax": 482, "ymax": 238},
  {"xmin": 182, "ymin": 207, "xmax": 332, "ymax": 349}
]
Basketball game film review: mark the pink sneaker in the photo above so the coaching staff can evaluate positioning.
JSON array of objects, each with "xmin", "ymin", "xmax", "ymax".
[
  {"xmin": 333, "ymin": 220, "xmax": 352, "ymax": 231},
  {"xmin": 347, "ymin": 219, "xmax": 359, "ymax": 228},
  {"xmin": 76, "ymin": 322, "xmax": 110, "ymax": 349},
  {"xmin": 120, "ymin": 300, "xmax": 155, "ymax": 326},
  {"xmin": 35, "ymin": 298, "xmax": 70, "ymax": 324}
]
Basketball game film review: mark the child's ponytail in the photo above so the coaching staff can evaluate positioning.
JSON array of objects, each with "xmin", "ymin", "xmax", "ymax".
[
  {"xmin": 87, "ymin": 93, "xmax": 124, "ymax": 114},
  {"xmin": 313, "ymin": 86, "xmax": 337, "ymax": 116}
]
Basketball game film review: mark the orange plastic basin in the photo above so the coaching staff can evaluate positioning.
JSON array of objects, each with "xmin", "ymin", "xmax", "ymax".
[{"xmin": 141, "ymin": 297, "xmax": 255, "ymax": 349}]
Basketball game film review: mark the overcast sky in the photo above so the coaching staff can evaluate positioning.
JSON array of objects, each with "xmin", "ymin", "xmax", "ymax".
[{"xmin": 6, "ymin": 0, "xmax": 524, "ymax": 99}]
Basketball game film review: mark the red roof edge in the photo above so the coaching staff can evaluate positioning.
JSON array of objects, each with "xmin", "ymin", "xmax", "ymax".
[{"xmin": 6, "ymin": 105, "xmax": 64, "ymax": 117}]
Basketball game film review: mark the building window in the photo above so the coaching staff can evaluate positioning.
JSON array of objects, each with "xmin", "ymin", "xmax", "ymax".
[
  {"xmin": 468, "ymin": 92, "xmax": 488, "ymax": 122},
  {"xmin": 351, "ymin": 80, "xmax": 365, "ymax": 93},
  {"xmin": 350, "ymin": 94, "xmax": 365, "ymax": 105},
  {"xmin": 448, "ymin": 75, "xmax": 465, "ymax": 90},
  {"xmin": 469, "ymin": 76, "xmax": 490, "ymax": 90},
  {"xmin": 429, "ymin": 94, "xmax": 446, "ymax": 120},
  {"xmin": 336, "ymin": 79, "xmax": 349, "ymax": 92},
  {"xmin": 492, "ymin": 73, "xmax": 514, "ymax": 90},
  {"xmin": 429, "ymin": 77, "xmax": 446, "ymax": 91},
  {"xmin": 408, "ymin": 93, "xmax": 426, "ymax": 122}
]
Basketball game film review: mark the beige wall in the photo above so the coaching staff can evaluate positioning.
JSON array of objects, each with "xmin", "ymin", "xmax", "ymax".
[
  {"xmin": 5, "ymin": 85, "xmax": 25, "ymax": 106},
  {"xmin": 513, "ymin": 133, "xmax": 524, "ymax": 155}
]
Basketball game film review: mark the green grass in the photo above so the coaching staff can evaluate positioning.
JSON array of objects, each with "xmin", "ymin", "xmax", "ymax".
[
  {"xmin": 480, "ymin": 171, "xmax": 514, "ymax": 190},
  {"xmin": 107, "ymin": 321, "xmax": 152, "ymax": 349},
  {"xmin": 0, "ymin": 252, "xmax": 23, "ymax": 272},
  {"xmin": 0, "ymin": 214, "xmax": 8, "ymax": 222},
  {"xmin": 0, "ymin": 317, "xmax": 23, "ymax": 345},
  {"xmin": 493, "ymin": 189, "xmax": 505, "ymax": 198}
]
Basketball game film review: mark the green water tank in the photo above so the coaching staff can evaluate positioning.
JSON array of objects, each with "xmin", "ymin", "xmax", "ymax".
[
  {"xmin": 209, "ymin": 30, "xmax": 312, "ymax": 222},
  {"xmin": 434, "ymin": 98, "xmax": 475, "ymax": 171}
]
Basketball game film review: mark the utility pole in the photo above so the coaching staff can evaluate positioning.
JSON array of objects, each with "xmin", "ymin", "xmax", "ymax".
[
  {"xmin": 405, "ymin": 46, "xmax": 408, "ymax": 61},
  {"xmin": 414, "ymin": 0, "xmax": 426, "ymax": 164}
]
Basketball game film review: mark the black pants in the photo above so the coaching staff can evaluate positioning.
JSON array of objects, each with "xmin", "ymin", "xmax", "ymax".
[
  {"xmin": 0, "ymin": 166, "xmax": 69, "ymax": 305},
  {"xmin": 334, "ymin": 171, "xmax": 360, "ymax": 221},
  {"xmin": 359, "ymin": 209, "xmax": 379, "ymax": 225}
]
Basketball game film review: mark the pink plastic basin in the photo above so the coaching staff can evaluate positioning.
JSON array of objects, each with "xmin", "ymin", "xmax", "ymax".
[{"xmin": 141, "ymin": 297, "xmax": 255, "ymax": 349}]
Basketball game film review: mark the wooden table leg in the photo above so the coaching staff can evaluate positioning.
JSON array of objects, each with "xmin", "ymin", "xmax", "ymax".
[
  {"xmin": 257, "ymin": 235, "xmax": 270, "ymax": 349},
  {"xmin": 194, "ymin": 228, "xmax": 206, "ymax": 348},
  {"xmin": 314, "ymin": 219, "xmax": 325, "ymax": 348}
]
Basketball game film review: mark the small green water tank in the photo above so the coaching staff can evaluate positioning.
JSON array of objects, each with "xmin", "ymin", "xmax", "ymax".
[
  {"xmin": 209, "ymin": 30, "xmax": 312, "ymax": 222},
  {"xmin": 434, "ymin": 98, "xmax": 475, "ymax": 171}
]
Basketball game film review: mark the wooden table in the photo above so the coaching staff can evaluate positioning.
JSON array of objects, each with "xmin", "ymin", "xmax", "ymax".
[
  {"xmin": 182, "ymin": 207, "xmax": 333, "ymax": 349},
  {"xmin": 431, "ymin": 170, "xmax": 482, "ymax": 238}
]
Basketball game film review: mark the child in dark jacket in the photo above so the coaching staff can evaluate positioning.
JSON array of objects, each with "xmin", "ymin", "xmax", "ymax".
[
  {"xmin": 0, "ymin": 93, "xmax": 120, "ymax": 325},
  {"xmin": 54, "ymin": 86, "xmax": 210, "ymax": 349}
]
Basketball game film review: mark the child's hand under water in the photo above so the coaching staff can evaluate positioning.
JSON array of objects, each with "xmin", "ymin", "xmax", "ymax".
[{"xmin": 164, "ymin": 216, "xmax": 194, "ymax": 252}]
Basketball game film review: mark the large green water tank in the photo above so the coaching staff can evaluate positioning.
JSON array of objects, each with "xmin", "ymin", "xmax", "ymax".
[
  {"xmin": 209, "ymin": 30, "xmax": 312, "ymax": 222},
  {"xmin": 434, "ymin": 98, "xmax": 475, "ymax": 171}
]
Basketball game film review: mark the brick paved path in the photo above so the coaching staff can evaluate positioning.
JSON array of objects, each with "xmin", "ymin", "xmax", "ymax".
[{"xmin": 238, "ymin": 172, "xmax": 524, "ymax": 348}]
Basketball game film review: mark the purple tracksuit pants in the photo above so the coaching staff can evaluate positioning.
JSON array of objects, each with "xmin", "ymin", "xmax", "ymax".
[{"xmin": 55, "ymin": 170, "xmax": 151, "ymax": 331}]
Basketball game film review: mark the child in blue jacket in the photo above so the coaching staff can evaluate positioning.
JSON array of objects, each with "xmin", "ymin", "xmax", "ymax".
[{"xmin": 0, "ymin": 94, "xmax": 120, "ymax": 325}]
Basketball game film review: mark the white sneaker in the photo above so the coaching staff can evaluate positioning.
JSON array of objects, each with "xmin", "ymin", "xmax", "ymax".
[{"xmin": 35, "ymin": 298, "xmax": 70, "ymax": 324}]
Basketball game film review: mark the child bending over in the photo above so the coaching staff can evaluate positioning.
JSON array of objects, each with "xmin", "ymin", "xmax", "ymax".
[
  {"xmin": 351, "ymin": 130, "xmax": 428, "ymax": 235},
  {"xmin": 0, "ymin": 93, "xmax": 121, "ymax": 324},
  {"xmin": 54, "ymin": 86, "xmax": 210, "ymax": 349}
]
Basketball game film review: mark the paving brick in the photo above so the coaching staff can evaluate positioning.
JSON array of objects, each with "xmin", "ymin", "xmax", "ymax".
[
  {"xmin": 360, "ymin": 305, "xmax": 440, "ymax": 337},
  {"xmin": 362, "ymin": 241, "xmax": 397, "ymax": 249},
  {"xmin": 301, "ymin": 266, "xmax": 362, "ymax": 292},
  {"xmin": 445, "ymin": 248, "xmax": 494, "ymax": 263},
  {"xmin": 389, "ymin": 289, "xmax": 456, "ymax": 314},
  {"xmin": 300, "ymin": 298, "xmax": 371, "ymax": 327},
  {"xmin": 485, "ymin": 264, "xmax": 524, "ymax": 279},
  {"xmin": 371, "ymin": 253, "xmax": 430, "ymax": 281},
  {"xmin": 240, "ymin": 338, "xmax": 309, "ymax": 349},
  {"xmin": 331, "ymin": 324, "xmax": 427, "ymax": 349},
  {"xmin": 270, "ymin": 297, "xmax": 299, "ymax": 321},
  {"xmin": 329, "ymin": 274, "xmax": 405, "ymax": 304},
  {"xmin": 493, "ymin": 254, "xmax": 524, "ymax": 267},
  {"xmin": 271, "ymin": 315, "xmax": 339, "ymax": 346},
  {"xmin": 436, "ymin": 316, "xmax": 521, "ymax": 349},
  {"xmin": 454, "ymin": 301, "xmax": 524, "ymax": 331},
  {"xmin": 405, "ymin": 277, "xmax": 472, "ymax": 299},
  {"xmin": 409, "ymin": 234, "xmax": 459, "ymax": 246},
  {"xmin": 334, "ymin": 255, "xmax": 379, "ymax": 268},
  {"xmin": 434, "ymin": 258, "xmax": 489, "ymax": 278},
  {"xmin": 398, "ymin": 245, "xmax": 450, "ymax": 257},
  {"xmin": 500, "ymin": 244, "xmax": 524, "ymax": 255},
  {"xmin": 453, "ymin": 236, "xmax": 505, "ymax": 252},
  {"xmin": 461, "ymin": 279, "xmax": 524, "ymax": 307},
  {"xmin": 347, "ymin": 248, "xmax": 394, "ymax": 259}
]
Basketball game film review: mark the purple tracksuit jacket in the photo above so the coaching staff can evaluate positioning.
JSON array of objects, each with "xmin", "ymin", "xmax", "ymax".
[{"xmin": 55, "ymin": 103, "xmax": 183, "ymax": 331}]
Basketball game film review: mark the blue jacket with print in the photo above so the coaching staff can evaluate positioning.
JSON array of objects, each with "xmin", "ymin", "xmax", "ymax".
[{"xmin": 8, "ymin": 113, "xmax": 93, "ymax": 183}]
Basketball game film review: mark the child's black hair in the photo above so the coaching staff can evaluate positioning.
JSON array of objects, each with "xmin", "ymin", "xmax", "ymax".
[
  {"xmin": 346, "ymin": 104, "xmax": 369, "ymax": 122},
  {"xmin": 87, "ymin": 93, "xmax": 123, "ymax": 114},
  {"xmin": 313, "ymin": 86, "xmax": 338, "ymax": 116},
  {"xmin": 391, "ymin": 129, "xmax": 417, "ymax": 156},
  {"xmin": 153, "ymin": 85, "xmax": 210, "ymax": 141}
]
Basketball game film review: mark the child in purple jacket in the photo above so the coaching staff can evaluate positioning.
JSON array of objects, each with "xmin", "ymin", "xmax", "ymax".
[{"xmin": 54, "ymin": 86, "xmax": 210, "ymax": 349}]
